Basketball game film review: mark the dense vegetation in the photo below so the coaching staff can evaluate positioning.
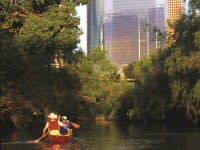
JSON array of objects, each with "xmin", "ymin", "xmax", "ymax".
[
  {"xmin": 0, "ymin": 0, "xmax": 129, "ymax": 129},
  {"xmin": 0, "ymin": 0, "xmax": 200, "ymax": 130},
  {"xmin": 120, "ymin": 0, "xmax": 200, "ymax": 126}
]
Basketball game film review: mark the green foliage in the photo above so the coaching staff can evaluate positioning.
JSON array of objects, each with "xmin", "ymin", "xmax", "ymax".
[
  {"xmin": 193, "ymin": 80, "xmax": 200, "ymax": 100},
  {"xmin": 17, "ymin": 1, "xmax": 81, "ymax": 69},
  {"xmin": 123, "ymin": 62, "xmax": 136, "ymax": 79},
  {"xmin": 0, "ymin": 0, "xmax": 91, "ymax": 128},
  {"xmin": 76, "ymin": 47, "xmax": 130, "ymax": 119},
  {"xmin": 194, "ymin": 31, "xmax": 200, "ymax": 49},
  {"xmin": 174, "ymin": 0, "xmax": 200, "ymax": 51},
  {"xmin": 74, "ymin": 0, "xmax": 91, "ymax": 5},
  {"xmin": 189, "ymin": 0, "xmax": 200, "ymax": 14},
  {"xmin": 165, "ymin": 48, "xmax": 200, "ymax": 123},
  {"xmin": 1, "ymin": 0, "xmax": 200, "ymax": 128},
  {"xmin": 118, "ymin": 1, "xmax": 200, "ymax": 125},
  {"xmin": 120, "ymin": 49, "xmax": 171, "ymax": 121}
]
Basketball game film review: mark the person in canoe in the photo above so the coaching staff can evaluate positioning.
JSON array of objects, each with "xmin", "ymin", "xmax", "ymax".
[
  {"xmin": 59, "ymin": 116, "xmax": 71, "ymax": 135},
  {"xmin": 42, "ymin": 112, "xmax": 64, "ymax": 135}
]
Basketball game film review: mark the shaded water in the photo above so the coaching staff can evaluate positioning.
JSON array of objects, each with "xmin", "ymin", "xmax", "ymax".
[{"xmin": 1, "ymin": 122, "xmax": 200, "ymax": 150}]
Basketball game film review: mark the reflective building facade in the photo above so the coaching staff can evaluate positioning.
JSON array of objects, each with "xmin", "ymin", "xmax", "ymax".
[
  {"xmin": 87, "ymin": 0, "xmax": 103, "ymax": 53},
  {"xmin": 104, "ymin": 0, "xmax": 166, "ymax": 65},
  {"xmin": 104, "ymin": 14, "xmax": 138, "ymax": 64},
  {"xmin": 88, "ymin": 0, "xmax": 183, "ymax": 66}
]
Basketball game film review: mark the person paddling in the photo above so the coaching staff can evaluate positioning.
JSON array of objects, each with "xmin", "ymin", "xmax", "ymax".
[
  {"xmin": 59, "ymin": 116, "xmax": 71, "ymax": 135},
  {"xmin": 42, "ymin": 113, "xmax": 63, "ymax": 135}
]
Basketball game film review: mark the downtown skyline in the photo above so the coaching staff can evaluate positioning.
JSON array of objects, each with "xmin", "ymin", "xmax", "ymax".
[{"xmin": 81, "ymin": 0, "xmax": 185, "ymax": 65}]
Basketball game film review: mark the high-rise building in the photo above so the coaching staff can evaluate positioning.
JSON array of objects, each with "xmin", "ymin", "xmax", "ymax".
[
  {"xmin": 167, "ymin": 0, "xmax": 183, "ymax": 23},
  {"xmin": 88, "ymin": 0, "xmax": 183, "ymax": 66},
  {"xmin": 148, "ymin": 7, "xmax": 165, "ymax": 50},
  {"xmin": 87, "ymin": 0, "xmax": 104, "ymax": 53},
  {"xmin": 104, "ymin": 14, "xmax": 138, "ymax": 65},
  {"xmin": 104, "ymin": 0, "xmax": 166, "ymax": 65},
  {"xmin": 113, "ymin": 0, "xmax": 135, "ymax": 13},
  {"xmin": 166, "ymin": 0, "xmax": 184, "ymax": 44}
]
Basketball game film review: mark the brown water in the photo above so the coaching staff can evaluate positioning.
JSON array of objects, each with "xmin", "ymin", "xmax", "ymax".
[{"xmin": 1, "ymin": 122, "xmax": 200, "ymax": 150}]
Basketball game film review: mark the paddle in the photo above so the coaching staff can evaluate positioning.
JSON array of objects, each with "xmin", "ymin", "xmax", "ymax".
[
  {"xmin": 34, "ymin": 132, "xmax": 49, "ymax": 143},
  {"xmin": 70, "ymin": 122, "xmax": 80, "ymax": 129}
]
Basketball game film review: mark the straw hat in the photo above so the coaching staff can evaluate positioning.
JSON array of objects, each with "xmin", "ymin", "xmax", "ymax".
[{"xmin": 48, "ymin": 113, "xmax": 57, "ymax": 119}]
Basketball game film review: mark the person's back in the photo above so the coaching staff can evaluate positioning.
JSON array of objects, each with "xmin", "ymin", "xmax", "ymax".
[
  {"xmin": 48, "ymin": 119, "xmax": 59, "ymax": 135},
  {"xmin": 43, "ymin": 113, "xmax": 61, "ymax": 135}
]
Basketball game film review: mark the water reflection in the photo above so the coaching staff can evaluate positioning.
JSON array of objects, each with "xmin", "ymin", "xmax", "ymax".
[
  {"xmin": 1, "ymin": 138, "xmax": 83, "ymax": 150},
  {"xmin": 76, "ymin": 122, "xmax": 200, "ymax": 150},
  {"xmin": 1, "ymin": 122, "xmax": 200, "ymax": 150},
  {"xmin": 46, "ymin": 144, "xmax": 68, "ymax": 150},
  {"xmin": 43, "ymin": 139, "xmax": 83, "ymax": 150}
]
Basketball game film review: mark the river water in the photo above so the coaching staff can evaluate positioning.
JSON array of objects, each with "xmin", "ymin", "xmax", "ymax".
[{"xmin": 1, "ymin": 122, "xmax": 200, "ymax": 150}]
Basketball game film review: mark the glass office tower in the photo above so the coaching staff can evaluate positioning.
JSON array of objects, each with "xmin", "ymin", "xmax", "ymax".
[
  {"xmin": 104, "ymin": 0, "xmax": 166, "ymax": 65},
  {"xmin": 87, "ymin": 0, "xmax": 185, "ymax": 65},
  {"xmin": 104, "ymin": 14, "xmax": 138, "ymax": 65},
  {"xmin": 87, "ymin": 0, "xmax": 104, "ymax": 53}
]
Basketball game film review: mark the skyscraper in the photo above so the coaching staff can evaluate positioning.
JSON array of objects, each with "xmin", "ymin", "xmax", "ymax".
[
  {"xmin": 113, "ymin": 0, "xmax": 135, "ymax": 13},
  {"xmin": 87, "ymin": 0, "xmax": 103, "ymax": 53},
  {"xmin": 166, "ymin": 0, "xmax": 184, "ymax": 44},
  {"xmin": 87, "ymin": 0, "xmax": 183, "ymax": 66},
  {"xmin": 167, "ymin": 0, "xmax": 183, "ymax": 23},
  {"xmin": 104, "ymin": 14, "xmax": 138, "ymax": 65},
  {"xmin": 104, "ymin": 0, "xmax": 166, "ymax": 65}
]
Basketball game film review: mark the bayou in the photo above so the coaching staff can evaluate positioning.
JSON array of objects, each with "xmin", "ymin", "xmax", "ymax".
[{"xmin": 1, "ymin": 0, "xmax": 200, "ymax": 138}]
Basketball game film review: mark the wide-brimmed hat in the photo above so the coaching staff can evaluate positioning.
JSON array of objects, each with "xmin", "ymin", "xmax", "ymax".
[
  {"xmin": 62, "ymin": 116, "xmax": 67, "ymax": 120},
  {"xmin": 48, "ymin": 113, "xmax": 57, "ymax": 119}
]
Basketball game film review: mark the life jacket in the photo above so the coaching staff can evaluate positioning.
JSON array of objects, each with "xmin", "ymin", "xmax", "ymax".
[
  {"xmin": 60, "ymin": 121, "xmax": 70, "ymax": 135},
  {"xmin": 62, "ymin": 121, "xmax": 70, "ymax": 129},
  {"xmin": 48, "ymin": 119, "xmax": 59, "ymax": 131}
]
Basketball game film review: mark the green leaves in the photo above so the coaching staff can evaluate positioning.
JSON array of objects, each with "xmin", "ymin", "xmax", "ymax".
[
  {"xmin": 0, "ymin": 0, "xmax": 92, "ymax": 128},
  {"xmin": 194, "ymin": 31, "xmax": 200, "ymax": 49},
  {"xmin": 119, "ymin": 1, "xmax": 200, "ymax": 123},
  {"xmin": 189, "ymin": 0, "xmax": 200, "ymax": 14},
  {"xmin": 76, "ymin": 47, "xmax": 124, "ymax": 118},
  {"xmin": 193, "ymin": 80, "xmax": 200, "ymax": 102}
]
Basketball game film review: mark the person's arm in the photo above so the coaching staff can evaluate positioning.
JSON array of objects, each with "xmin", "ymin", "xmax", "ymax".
[
  {"xmin": 58, "ymin": 120, "xmax": 64, "ymax": 127},
  {"xmin": 58, "ymin": 115, "xmax": 61, "ymax": 121},
  {"xmin": 42, "ymin": 122, "xmax": 49, "ymax": 134}
]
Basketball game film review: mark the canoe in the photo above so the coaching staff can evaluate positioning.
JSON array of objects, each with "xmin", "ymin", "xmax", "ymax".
[
  {"xmin": 48, "ymin": 129, "xmax": 72, "ymax": 144},
  {"xmin": 48, "ymin": 134, "xmax": 72, "ymax": 144}
]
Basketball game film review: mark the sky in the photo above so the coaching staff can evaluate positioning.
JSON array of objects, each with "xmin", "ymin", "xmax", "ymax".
[
  {"xmin": 76, "ymin": 5, "xmax": 87, "ymax": 53},
  {"xmin": 104, "ymin": 0, "xmax": 113, "ymax": 14},
  {"xmin": 75, "ymin": 0, "xmax": 113, "ymax": 53}
]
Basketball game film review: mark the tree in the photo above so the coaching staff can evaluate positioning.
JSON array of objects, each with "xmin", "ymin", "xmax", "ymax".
[
  {"xmin": 118, "ymin": 0, "xmax": 200, "ymax": 125},
  {"xmin": 0, "ymin": 0, "xmax": 90, "ymax": 129},
  {"xmin": 77, "ymin": 47, "xmax": 123, "ymax": 119},
  {"xmin": 164, "ymin": 1, "xmax": 200, "ymax": 125},
  {"xmin": 121, "ymin": 49, "xmax": 171, "ymax": 122}
]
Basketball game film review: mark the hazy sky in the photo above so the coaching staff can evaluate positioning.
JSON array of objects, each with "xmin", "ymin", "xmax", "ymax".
[
  {"xmin": 76, "ymin": 0, "xmax": 113, "ymax": 53},
  {"xmin": 104, "ymin": 0, "xmax": 113, "ymax": 14},
  {"xmin": 76, "ymin": 5, "xmax": 87, "ymax": 53}
]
